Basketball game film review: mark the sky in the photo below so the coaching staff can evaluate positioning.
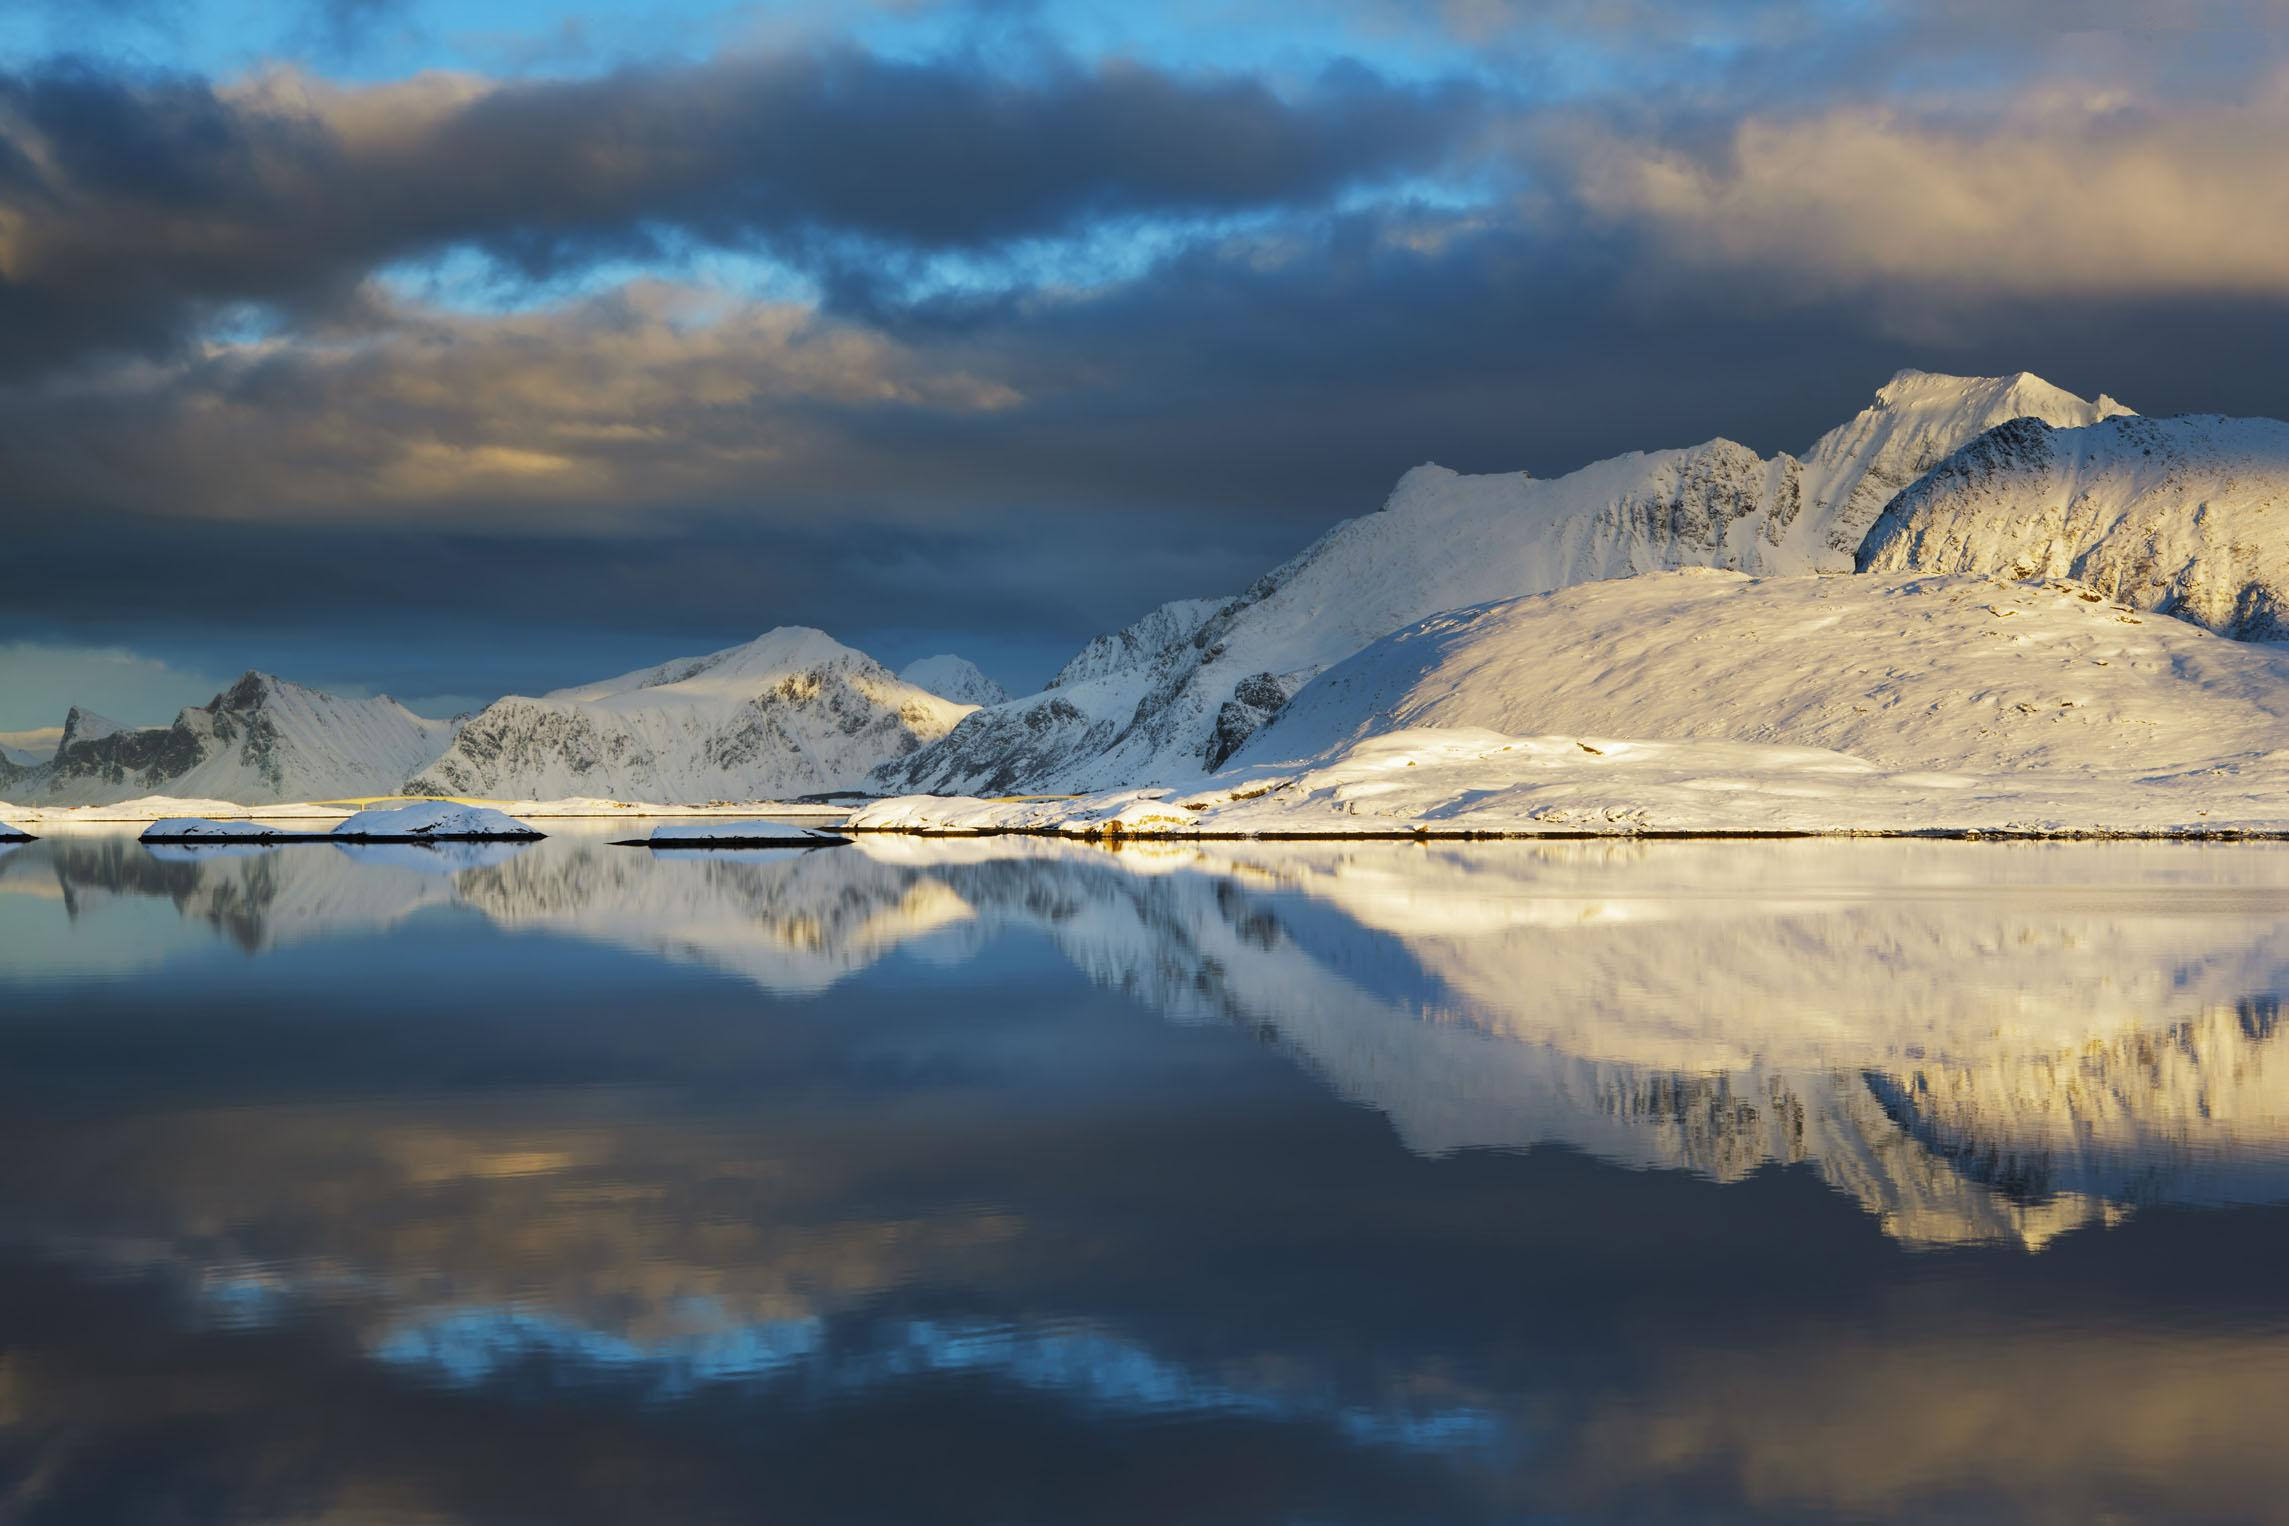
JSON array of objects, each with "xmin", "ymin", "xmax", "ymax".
[{"xmin": 4, "ymin": 0, "xmax": 2289, "ymax": 726}]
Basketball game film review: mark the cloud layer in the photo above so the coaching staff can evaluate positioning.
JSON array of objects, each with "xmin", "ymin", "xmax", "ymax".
[{"xmin": 4, "ymin": 0, "xmax": 2289, "ymax": 718}]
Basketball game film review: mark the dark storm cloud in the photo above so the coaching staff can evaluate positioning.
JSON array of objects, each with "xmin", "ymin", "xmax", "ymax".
[
  {"xmin": 0, "ymin": 47, "xmax": 1481, "ymax": 374},
  {"xmin": 16, "ymin": 191, "xmax": 2289, "ymax": 713},
  {"xmin": 6, "ymin": 3, "xmax": 2289, "ymax": 713}
]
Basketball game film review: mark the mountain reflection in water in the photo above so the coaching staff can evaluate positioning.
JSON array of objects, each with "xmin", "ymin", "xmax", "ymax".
[{"xmin": 3, "ymin": 828, "xmax": 2289, "ymax": 1522}]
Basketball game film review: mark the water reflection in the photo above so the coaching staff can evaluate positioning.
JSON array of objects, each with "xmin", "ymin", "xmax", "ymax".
[
  {"xmin": 6, "ymin": 830, "xmax": 2289, "ymax": 1520},
  {"xmin": 16, "ymin": 830, "xmax": 2289, "ymax": 1248}
]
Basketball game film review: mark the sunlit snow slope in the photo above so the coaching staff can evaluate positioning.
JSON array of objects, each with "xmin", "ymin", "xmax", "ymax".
[
  {"xmin": 1859, "ymin": 413, "xmax": 2289, "ymax": 638},
  {"xmin": 856, "ymin": 570, "xmax": 2289, "ymax": 836},
  {"xmin": 882, "ymin": 371, "xmax": 2130, "ymax": 792},
  {"xmin": 1238, "ymin": 570, "xmax": 2289, "ymax": 777}
]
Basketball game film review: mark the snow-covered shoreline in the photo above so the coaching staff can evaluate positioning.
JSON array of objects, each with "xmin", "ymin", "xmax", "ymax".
[
  {"xmin": 27, "ymin": 562, "xmax": 2289, "ymax": 846},
  {"xmin": 845, "ymin": 743, "xmax": 2289, "ymax": 841},
  {"xmin": 0, "ymin": 795, "xmax": 849, "ymax": 825}
]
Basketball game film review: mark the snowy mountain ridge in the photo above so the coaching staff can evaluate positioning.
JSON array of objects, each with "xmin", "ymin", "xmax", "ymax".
[
  {"xmin": 1045, "ymin": 597, "xmax": 1231, "ymax": 691},
  {"xmin": 879, "ymin": 369, "xmax": 2136, "ymax": 794},
  {"xmin": 9, "ymin": 673, "xmax": 458, "ymax": 807},
  {"xmin": 854, "ymin": 568, "xmax": 2289, "ymax": 837},
  {"xmin": 1858, "ymin": 412, "xmax": 2289, "ymax": 639},
  {"xmin": 409, "ymin": 627, "xmax": 974, "ymax": 802},
  {"xmin": 1787, "ymin": 369, "xmax": 2131, "ymax": 565},
  {"xmin": 880, "ymin": 596, "xmax": 1234, "ymax": 796}
]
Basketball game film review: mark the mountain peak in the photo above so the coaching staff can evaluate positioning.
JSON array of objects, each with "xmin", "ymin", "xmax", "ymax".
[
  {"xmin": 547, "ymin": 625, "xmax": 879, "ymax": 704},
  {"xmin": 1863, "ymin": 368, "xmax": 2125, "ymax": 424},
  {"xmin": 58, "ymin": 706, "xmax": 127, "ymax": 753},
  {"xmin": 1787, "ymin": 368, "xmax": 2133, "ymax": 564},
  {"xmin": 215, "ymin": 670, "xmax": 283, "ymax": 710},
  {"xmin": 899, "ymin": 654, "xmax": 1008, "ymax": 708},
  {"xmin": 418, "ymin": 627, "xmax": 971, "ymax": 800}
]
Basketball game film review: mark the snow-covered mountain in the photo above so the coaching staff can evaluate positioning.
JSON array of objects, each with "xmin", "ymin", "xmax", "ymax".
[
  {"xmin": 879, "ymin": 596, "xmax": 1232, "ymax": 795},
  {"xmin": 1235, "ymin": 569, "xmax": 2289, "ymax": 779},
  {"xmin": 898, "ymin": 654, "xmax": 1010, "ymax": 707},
  {"xmin": 1858, "ymin": 413, "xmax": 2289, "ymax": 638},
  {"xmin": 880, "ymin": 370, "xmax": 2130, "ymax": 792},
  {"xmin": 56, "ymin": 707, "xmax": 126, "ymax": 752},
  {"xmin": 0, "ymin": 728, "xmax": 60, "ymax": 769},
  {"xmin": 1044, "ymin": 597, "xmax": 1231, "ymax": 690},
  {"xmin": 408, "ymin": 627, "xmax": 973, "ymax": 802},
  {"xmin": 7, "ymin": 674, "xmax": 457, "ymax": 807}
]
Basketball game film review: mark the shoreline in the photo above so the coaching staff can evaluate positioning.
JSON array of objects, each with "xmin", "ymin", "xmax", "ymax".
[{"xmin": 839, "ymin": 824, "xmax": 2289, "ymax": 843}]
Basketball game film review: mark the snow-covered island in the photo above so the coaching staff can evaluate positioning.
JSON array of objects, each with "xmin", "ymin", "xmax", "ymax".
[
  {"xmin": 0, "ymin": 820, "xmax": 34, "ymax": 843},
  {"xmin": 141, "ymin": 803, "xmax": 545, "ymax": 844},
  {"xmin": 330, "ymin": 803, "xmax": 545, "ymax": 841},
  {"xmin": 628, "ymin": 821, "xmax": 853, "ymax": 848},
  {"xmin": 139, "ymin": 817, "xmax": 312, "ymax": 843}
]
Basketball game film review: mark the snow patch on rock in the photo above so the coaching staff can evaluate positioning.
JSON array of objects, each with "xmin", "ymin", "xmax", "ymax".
[{"xmin": 137, "ymin": 802, "xmax": 540, "ymax": 841}]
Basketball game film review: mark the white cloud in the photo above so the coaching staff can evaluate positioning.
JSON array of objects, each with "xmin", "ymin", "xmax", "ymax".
[{"xmin": 1560, "ymin": 72, "xmax": 2289, "ymax": 306}]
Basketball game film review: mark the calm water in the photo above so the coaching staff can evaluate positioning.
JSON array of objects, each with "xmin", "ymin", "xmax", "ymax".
[{"xmin": 6, "ymin": 827, "xmax": 2289, "ymax": 1522}]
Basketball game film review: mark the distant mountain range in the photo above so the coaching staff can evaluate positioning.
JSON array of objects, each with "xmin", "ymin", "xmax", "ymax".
[
  {"xmin": 3, "ymin": 632, "xmax": 991, "ymax": 806},
  {"xmin": 406, "ymin": 627, "xmax": 973, "ymax": 802},
  {"xmin": 10, "ymin": 368, "xmax": 2288, "ymax": 809},
  {"xmin": 5, "ymin": 675, "xmax": 455, "ymax": 807}
]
